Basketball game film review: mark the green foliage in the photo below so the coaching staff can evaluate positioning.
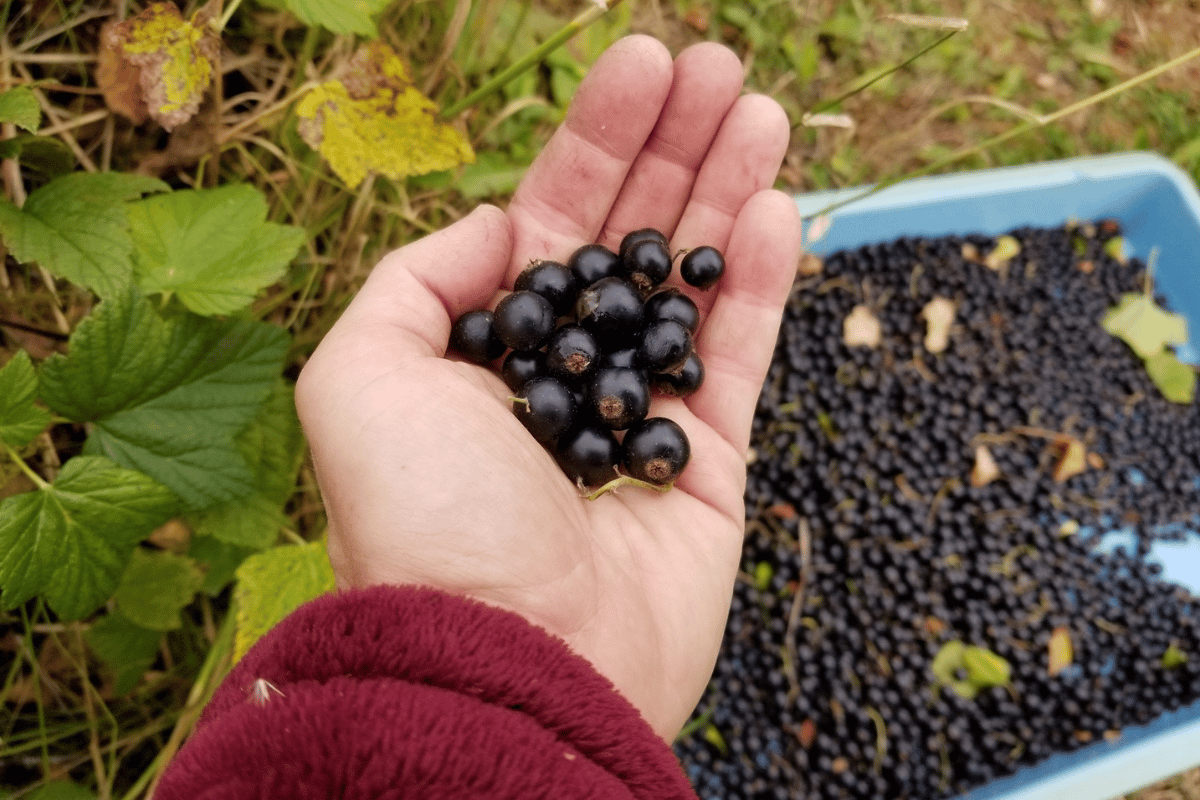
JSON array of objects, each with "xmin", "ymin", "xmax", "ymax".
[
  {"xmin": 0, "ymin": 350, "xmax": 51, "ymax": 447},
  {"xmin": 0, "ymin": 173, "xmax": 168, "ymax": 297},
  {"xmin": 233, "ymin": 539, "xmax": 335, "ymax": 661},
  {"xmin": 0, "ymin": 456, "xmax": 178, "ymax": 620},
  {"xmin": 85, "ymin": 611, "xmax": 162, "ymax": 695},
  {"xmin": 113, "ymin": 548, "xmax": 205, "ymax": 631},
  {"xmin": 38, "ymin": 290, "xmax": 290, "ymax": 509},
  {"xmin": 127, "ymin": 184, "xmax": 306, "ymax": 316},
  {"xmin": 25, "ymin": 781, "xmax": 98, "ymax": 800},
  {"xmin": 0, "ymin": 85, "xmax": 41, "ymax": 132},
  {"xmin": 1102, "ymin": 284, "xmax": 1195, "ymax": 404},
  {"xmin": 188, "ymin": 534, "xmax": 258, "ymax": 595},
  {"xmin": 257, "ymin": 0, "xmax": 393, "ymax": 36},
  {"xmin": 931, "ymin": 640, "xmax": 1012, "ymax": 699},
  {"xmin": 0, "ymin": 135, "xmax": 75, "ymax": 181}
]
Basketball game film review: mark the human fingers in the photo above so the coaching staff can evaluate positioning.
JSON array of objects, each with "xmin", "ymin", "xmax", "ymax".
[
  {"xmin": 686, "ymin": 189, "xmax": 802, "ymax": 450},
  {"xmin": 595, "ymin": 42, "xmax": 745, "ymax": 249},
  {"xmin": 505, "ymin": 35, "xmax": 673, "ymax": 279}
]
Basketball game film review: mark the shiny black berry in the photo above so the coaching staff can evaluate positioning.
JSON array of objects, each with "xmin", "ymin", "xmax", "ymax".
[
  {"xmin": 639, "ymin": 320, "xmax": 693, "ymax": 374},
  {"xmin": 600, "ymin": 347, "xmax": 642, "ymax": 371},
  {"xmin": 575, "ymin": 277, "xmax": 644, "ymax": 348},
  {"xmin": 619, "ymin": 227, "xmax": 669, "ymax": 259},
  {"xmin": 514, "ymin": 260, "xmax": 578, "ymax": 316},
  {"xmin": 680, "ymin": 245, "xmax": 725, "ymax": 289},
  {"xmin": 651, "ymin": 351, "xmax": 704, "ymax": 397},
  {"xmin": 590, "ymin": 367, "xmax": 650, "ymax": 430},
  {"xmin": 643, "ymin": 288, "xmax": 700, "ymax": 334},
  {"xmin": 502, "ymin": 350, "xmax": 546, "ymax": 391},
  {"xmin": 494, "ymin": 291, "xmax": 555, "ymax": 351},
  {"xmin": 623, "ymin": 239, "xmax": 673, "ymax": 293},
  {"xmin": 513, "ymin": 377, "xmax": 575, "ymax": 444},
  {"xmin": 556, "ymin": 423, "xmax": 622, "ymax": 487},
  {"xmin": 568, "ymin": 243, "xmax": 622, "ymax": 288},
  {"xmin": 545, "ymin": 324, "xmax": 599, "ymax": 381},
  {"xmin": 622, "ymin": 417, "xmax": 690, "ymax": 484},
  {"xmin": 449, "ymin": 309, "xmax": 505, "ymax": 364}
]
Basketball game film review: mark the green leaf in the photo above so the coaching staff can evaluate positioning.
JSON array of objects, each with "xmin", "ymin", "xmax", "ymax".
[
  {"xmin": 128, "ymin": 184, "xmax": 306, "ymax": 316},
  {"xmin": 0, "ymin": 85, "xmax": 41, "ymax": 132},
  {"xmin": 0, "ymin": 456, "xmax": 178, "ymax": 620},
  {"xmin": 25, "ymin": 780, "xmax": 98, "ymax": 800},
  {"xmin": 188, "ymin": 534, "xmax": 257, "ymax": 595},
  {"xmin": 113, "ymin": 548, "xmax": 204, "ymax": 631},
  {"xmin": 85, "ymin": 611, "xmax": 161, "ymax": 695},
  {"xmin": 1162, "ymin": 643, "xmax": 1188, "ymax": 669},
  {"xmin": 233, "ymin": 540, "xmax": 335, "ymax": 661},
  {"xmin": 275, "ymin": 0, "xmax": 392, "ymax": 36},
  {"xmin": 1102, "ymin": 291, "xmax": 1189, "ymax": 359},
  {"xmin": 38, "ymin": 291, "xmax": 289, "ymax": 509},
  {"xmin": 931, "ymin": 640, "xmax": 965, "ymax": 684},
  {"xmin": 0, "ymin": 350, "xmax": 51, "ymax": 447},
  {"xmin": 0, "ymin": 173, "xmax": 168, "ymax": 297},
  {"xmin": 0, "ymin": 135, "xmax": 75, "ymax": 180},
  {"xmin": 963, "ymin": 645, "xmax": 1011, "ymax": 688},
  {"xmin": 188, "ymin": 380, "xmax": 304, "ymax": 547},
  {"xmin": 1143, "ymin": 350, "xmax": 1196, "ymax": 404},
  {"xmin": 457, "ymin": 151, "xmax": 527, "ymax": 200},
  {"xmin": 702, "ymin": 723, "xmax": 729, "ymax": 756}
]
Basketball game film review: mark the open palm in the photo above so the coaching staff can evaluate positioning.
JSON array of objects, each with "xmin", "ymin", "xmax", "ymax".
[{"xmin": 295, "ymin": 35, "xmax": 802, "ymax": 741}]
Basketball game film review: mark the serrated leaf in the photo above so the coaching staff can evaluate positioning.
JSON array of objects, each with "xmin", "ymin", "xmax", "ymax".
[
  {"xmin": 1102, "ymin": 292, "xmax": 1189, "ymax": 360},
  {"xmin": 38, "ymin": 290, "xmax": 289, "ymax": 509},
  {"xmin": 233, "ymin": 540, "xmax": 335, "ymax": 662},
  {"xmin": 128, "ymin": 184, "xmax": 306, "ymax": 316},
  {"xmin": 1048, "ymin": 626, "xmax": 1073, "ymax": 677},
  {"xmin": 188, "ymin": 381, "xmax": 304, "ymax": 547},
  {"xmin": 100, "ymin": 3, "xmax": 219, "ymax": 131},
  {"xmin": 0, "ymin": 350, "xmax": 51, "ymax": 446},
  {"xmin": 296, "ymin": 42, "xmax": 475, "ymax": 189},
  {"xmin": 963, "ymin": 645, "xmax": 1011, "ymax": 688},
  {"xmin": 188, "ymin": 534, "xmax": 257, "ymax": 595},
  {"xmin": 0, "ymin": 172, "xmax": 168, "ymax": 297},
  {"xmin": 273, "ymin": 0, "xmax": 392, "ymax": 36},
  {"xmin": 1162, "ymin": 643, "xmax": 1188, "ymax": 669},
  {"xmin": 1144, "ymin": 350, "xmax": 1196, "ymax": 404},
  {"xmin": 0, "ymin": 85, "xmax": 41, "ymax": 133},
  {"xmin": 85, "ymin": 611, "xmax": 161, "ymax": 695},
  {"xmin": 26, "ymin": 781, "xmax": 98, "ymax": 800},
  {"xmin": 931, "ymin": 640, "xmax": 965, "ymax": 684},
  {"xmin": 0, "ymin": 456, "xmax": 178, "ymax": 620},
  {"xmin": 113, "ymin": 548, "xmax": 204, "ymax": 631}
]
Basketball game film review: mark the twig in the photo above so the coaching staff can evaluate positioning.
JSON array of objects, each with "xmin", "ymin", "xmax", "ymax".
[
  {"xmin": 0, "ymin": 317, "xmax": 70, "ymax": 341},
  {"xmin": 784, "ymin": 518, "xmax": 812, "ymax": 703}
]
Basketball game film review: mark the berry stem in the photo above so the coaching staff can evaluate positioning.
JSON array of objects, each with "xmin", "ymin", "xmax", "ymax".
[{"xmin": 583, "ymin": 474, "xmax": 674, "ymax": 501}]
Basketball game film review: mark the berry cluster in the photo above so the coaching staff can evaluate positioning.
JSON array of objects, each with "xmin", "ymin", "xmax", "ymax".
[
  {"xmin": 674, "ymin": 222, "xmax": 1200, "ymax": 799},
  {"xmin": 449, "ymin": 228, "xmax": 726, "ymax": 492}
]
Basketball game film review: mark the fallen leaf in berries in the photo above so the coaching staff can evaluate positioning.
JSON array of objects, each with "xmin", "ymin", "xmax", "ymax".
[
  {"xmin": 843, "ymin": 304, "xmax": 882, "ymax": 348},
  {"xmin": 1102, "ymin": 291, "xmax": 1188, "ymax": 360},
  {"xmin": 921, "ymin": 297, "xmax": 956, "ymax": 354},
  {"xmin": 984, "ymin": 235, "xmax": 1020, "ymax": 270},
  {"xmin": 296, "ymin": 42, "xmax": 475, "ymax": 189},
  {"xmin": 970, "ymin": 445, "xmax": 1000, "ymax": 487},
  {"xmin": 1143, "ymin": 350, "xmax": 1196, "ymax": 405},
  {"xmin": 1051, "ymin": 436, "xmax": 1087, "ymax": 482},
  {"xmin": 1048, "ymin": 626, "xmax": 1073, "ymax": 677}
]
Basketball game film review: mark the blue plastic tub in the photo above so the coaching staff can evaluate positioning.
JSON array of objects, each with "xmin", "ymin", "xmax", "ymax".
[{"xmin": 791, "ymin": 152, "xmax": 1200, "ymax": 800}]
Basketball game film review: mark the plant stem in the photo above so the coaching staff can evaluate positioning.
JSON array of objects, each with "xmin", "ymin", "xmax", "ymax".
[
  {"xmin": 4, "ymin": 441, "xmax": 48, "ymax": 489},
  {"xmin": 805, "ymin": 41, "xmax": 1200, "ymax": 220},
  {"xmin": 217, "ymin": 0, "xmax": 244, "ymax": 32},
  {"xmin": 441, "ymin": 0, "xmax": 622, "ymax": 119}
]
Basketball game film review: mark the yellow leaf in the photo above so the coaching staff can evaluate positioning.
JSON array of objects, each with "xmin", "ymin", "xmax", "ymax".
[
  {"xmin": 99, "ymin": 3, "xmax": 219, "ymax": 131},
  {"xmin": 1048, "ymin": 626, "xmax": 1073, "ymax": 677},
  {"xmin": 296, "ymin": 42, "xmax": 476, "ymax": 189}
]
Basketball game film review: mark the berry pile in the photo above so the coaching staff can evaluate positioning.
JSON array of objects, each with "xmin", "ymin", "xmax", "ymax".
[
  {"xmin": 674, "ymin": 222, "xmax": 1200, "ymax": 799},
  {"xmin": 449, "ymin": 228, "xmax": 726, "ymax": 491}
]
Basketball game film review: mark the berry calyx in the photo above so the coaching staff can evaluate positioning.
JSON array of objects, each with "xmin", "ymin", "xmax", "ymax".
[
  {"xmin": 622, "ymin": 417, "xmax": 690, "ymax": 485},
  {"xmin": 623, "ymin": 238, "xmax": 673, "ymax": 293},
  {"xmin": 590, "ymin": 367, "xmax": 650, "ymax": 430},
  {"xmin": 546, "ymin": 324, "xmax": 600, "ymax": 381}
]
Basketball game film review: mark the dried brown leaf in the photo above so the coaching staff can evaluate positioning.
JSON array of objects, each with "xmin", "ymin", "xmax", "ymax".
[
  {"xmin": 843, "ymin": 304, "xmax": 882, "ymax": 348},
  {"xmin": 1048, "ymin": 626, "xmax": 1073, "ymax": 676},
  {"xmin": 970, "ymin": 445, "xmax": 1000, "ymax": 487},
  {"xmin": 921, "ymin": 297, "xmax": 956, "ymax": 354},
  {"xmin": 1051, "ymin": 436, "xmax": 1088, "ymax": 482}
]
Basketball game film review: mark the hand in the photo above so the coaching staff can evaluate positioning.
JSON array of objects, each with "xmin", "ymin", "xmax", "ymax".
[{"xmin": 295, "ymin": 35, "xmax": 802, "ymax": 741}]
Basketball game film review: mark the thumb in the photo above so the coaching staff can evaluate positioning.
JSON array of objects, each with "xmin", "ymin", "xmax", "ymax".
[{"xmin": 335, "ymin": 204, "xmax": 515, "ymax": 359}]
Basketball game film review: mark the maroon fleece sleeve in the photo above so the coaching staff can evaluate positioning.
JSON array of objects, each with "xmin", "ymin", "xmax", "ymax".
[{"xmin": 153, "ymin": 585, "xmax": 698, "ymax": 800}]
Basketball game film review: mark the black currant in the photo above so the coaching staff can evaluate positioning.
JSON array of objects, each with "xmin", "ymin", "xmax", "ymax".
[
  {"xmin": 600, "ymin": 347, "xmax": 642, "ymax": 371},
  {"xmin": 623, "ymin": 238, "xmax": 673, "ymax": 293},
  {"xmin": 514, "ymin": 260, "xmax": 578, "ymax": 316},
  {"xmin": 680, "ymin": 245, "xmax": 725, "ymax": 290},
  {"xmin": 651, "ymin": 351, "xmax": 705, "ymax": 397},
  {"xmin": 449, "ymin": 309, "xmax": 505, "ymax": 364},
  {"xmin": 590, "ymin": 367, "xmax": 650, "ymax": 430},
  {"xmin": 639, "ymin": 319, "xmax": 693, "ymax": 374},
  {"xmin": 644, "ymin": 287, "xmax": 700, "ymax": 333},
  {"xmin": 575, "ymin": 277, "xmax": 644, "ymax": 348},
  {"xmin": 556, "ymin": 423, "xmax": 622, "ymax": 487},
  {"xmin": 545, "ymin": 324, "xmax": 600, "ymax": 381},
  {"xmin": 619, "ymin": 227, "xmax": 669, "ymax": 259},
  {"xmin": 623, "ymin": 417, "xmax": 690, "ymax": 484},
  {"xmin": 493, "ymin": 290, "xmax": 555, "ymax": 351},
  {"xmin": 568, "ymin": 243, "xmax": 622, "ymax": 288},
  {"xmin": 512, "ymin": 377, "xmax": 575, "ymax": 444},
  {"xmin": 502, "ymin": 350, "xmax": 546, "ymax": 391}
]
